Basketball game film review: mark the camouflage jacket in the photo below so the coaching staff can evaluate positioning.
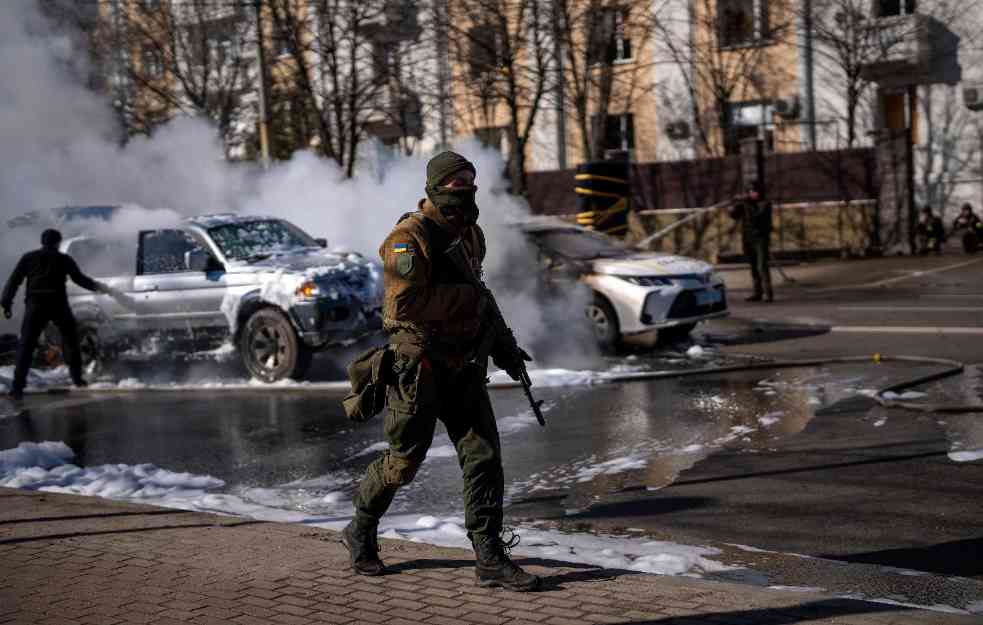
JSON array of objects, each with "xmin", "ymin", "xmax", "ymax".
[{"xmin": 379, "ymin": 199, "xmax": 487, "ymax": 345}]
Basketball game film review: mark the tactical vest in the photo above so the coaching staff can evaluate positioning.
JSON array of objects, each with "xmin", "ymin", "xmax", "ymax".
[{"xmin": 398, "ymin": 212, "xmax": 482, "ymax": 285}]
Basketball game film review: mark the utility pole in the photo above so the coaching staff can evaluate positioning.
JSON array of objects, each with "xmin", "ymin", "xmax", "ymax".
[
  {"xmin": 254, "ymin": 0, "xmax": 272, "ymax": 168},
  {"xmin": 435, "ymin": 0, "xmax": 450, "ymax": 150},
  {"xmin": 552, "ymin": 0, "xmax": 567, "ymax": 170}
]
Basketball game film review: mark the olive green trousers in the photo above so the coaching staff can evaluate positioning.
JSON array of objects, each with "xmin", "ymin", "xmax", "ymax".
[{"xmin": 353, "ymin": 347, "xmax": 504, "ymax": 543}]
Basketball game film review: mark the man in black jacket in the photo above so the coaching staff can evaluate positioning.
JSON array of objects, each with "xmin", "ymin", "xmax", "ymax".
[{"xmin": 2, "ymin": 229, "xmax": 108, "ymax": 400}]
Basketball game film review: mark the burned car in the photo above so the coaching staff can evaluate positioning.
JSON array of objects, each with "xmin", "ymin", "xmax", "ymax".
[
  {"xmin": 59, "ymin": 214, "xmax": 383, "ymax": 382},
  {"xmin": 521, "ymin": 220, "xmax": 727, "ymax": 349}
]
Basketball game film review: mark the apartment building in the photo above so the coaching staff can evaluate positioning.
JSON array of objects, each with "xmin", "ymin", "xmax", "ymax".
[{"xmin": 96, "ymin": 0, "xmax": 428, "ymax": 163}]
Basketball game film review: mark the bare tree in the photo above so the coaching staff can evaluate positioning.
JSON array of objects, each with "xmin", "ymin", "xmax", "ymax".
[
  {"xmin": 553, "ymin": 0, "xmax": 657, "ymax": 162},
  {"xmin": 651, "ymin": 0, "xmax": 796, "ymax": 158},
  {"xmin": 449, "ymin": 0, "xmax": 553, "ymax": 195},
  {"xmin": 107, "ymin": 1, "xmax": 255, "ymax": 154},
  {"xmin": 268, "ymin": 0, "xmax": 421, "ymax": 176},
  {"xmin": 914, "ymin": 2, "xmax": 983, "ymax": 214}
]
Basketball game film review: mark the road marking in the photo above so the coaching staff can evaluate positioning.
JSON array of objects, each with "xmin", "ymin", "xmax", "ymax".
[
  {"xmin": 832, "ymin": 326, "xmax": 983, "ymax": 335},
  {"xmin": 813, "ymin": 257, "xmax": 983, "ymax": 291},
  {"xmin": 838, "ymin": 306, "xmax": 983, "ymax": 312}
]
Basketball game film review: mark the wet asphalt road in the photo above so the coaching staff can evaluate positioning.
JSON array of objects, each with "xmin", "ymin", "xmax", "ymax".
[{"xmin": 2, "ymin": 253, "xmax": 983, "ymax": 610}]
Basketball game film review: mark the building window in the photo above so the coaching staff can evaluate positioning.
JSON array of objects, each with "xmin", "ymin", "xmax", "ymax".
[
  {"xmin": 717, "ymin": 0, "xmax": 770, "ymax": 48},
  {"xmin": 468, "ymin": 23, "xmax": 504, "ymax": 78},
  {"xmin": 587, "ymin": 7, "xmax": 632, "ymax": 64},
  {"xmin": 591, "ymin": 113, "xmax": 635, "ymax": 152},
  {"xmin": 142, "ymin": 0, "xmax": 161, "ymax": 12},
  {"xmin": 142, "ymin": 46, "xmax": 165, "ymax": 79},
  {"xmin": 876, "ymin": 0, "xmax": 917, "ymax": 17},
  {"xmin": 372, "ymin": 40, "xmax": 397, "ymax": 85}
]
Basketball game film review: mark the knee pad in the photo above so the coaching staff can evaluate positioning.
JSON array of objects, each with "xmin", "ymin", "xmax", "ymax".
[{"xmin": 383, "ymin": 453, "xmax": 422, "ymax": 486}]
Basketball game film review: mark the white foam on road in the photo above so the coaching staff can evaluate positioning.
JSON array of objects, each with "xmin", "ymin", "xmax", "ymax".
[{"xmin": 0, "ymin": 440, "xmax": 735, "ymax": 578}]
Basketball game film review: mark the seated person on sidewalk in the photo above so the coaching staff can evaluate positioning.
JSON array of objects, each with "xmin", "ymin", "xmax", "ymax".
[
  {"xmin": 916, "ymin": 205, "xmax": 946, "ymax": 255},
  {"xmin": 951, "ymin": 203, "xmax": 981, "ymax": 254}
]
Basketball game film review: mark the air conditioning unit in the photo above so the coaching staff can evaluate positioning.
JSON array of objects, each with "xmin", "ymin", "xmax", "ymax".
[
  {"xmin": 665, "ymin": 120, "xmax": 691, "ymax": 140},
  {"xmin": 773, "ymin": 95, "xmax": 801, "ymax": 119},
  {"xmin": 965, "ymin": 84, "xmax": 983, "ymax": 111}
]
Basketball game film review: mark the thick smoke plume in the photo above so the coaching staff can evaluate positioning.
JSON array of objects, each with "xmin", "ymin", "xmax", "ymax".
[{"xmin": 0, "ymin": 0, "xmax": 597, "ymax": 373}]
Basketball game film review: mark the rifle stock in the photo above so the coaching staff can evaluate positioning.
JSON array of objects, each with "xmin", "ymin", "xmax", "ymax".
[{"xmin": 445, "ymin": 238, "xmax": 546, "ymax": 427}]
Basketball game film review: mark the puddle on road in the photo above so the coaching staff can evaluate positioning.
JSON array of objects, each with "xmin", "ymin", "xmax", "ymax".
[{"xmin": 504, "ymin": 365, "xmax": 939, "ymax": 513}]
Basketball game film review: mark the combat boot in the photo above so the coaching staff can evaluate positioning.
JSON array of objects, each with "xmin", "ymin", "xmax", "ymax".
[
  {"xmin": 341, "ymin": 518, "xmax": 385, "ymax": 576},
  {"xmin": 472, "ymin": 535, "xmax": 541, "ymax": 592}
]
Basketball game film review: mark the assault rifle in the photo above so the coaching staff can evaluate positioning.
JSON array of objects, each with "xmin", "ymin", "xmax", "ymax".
[{"xmin": 444, "ymin": 238, "xmax": 546, "ymax": 427}]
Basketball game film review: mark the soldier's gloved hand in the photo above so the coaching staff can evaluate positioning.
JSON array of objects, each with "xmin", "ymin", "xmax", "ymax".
[
  {"xmin": 2, "ymin": 306, "xmax": 11, "ymax": 320},
  {"xmin": 495, "ymin": 345, "xmax": 533, "ymax": 382}
]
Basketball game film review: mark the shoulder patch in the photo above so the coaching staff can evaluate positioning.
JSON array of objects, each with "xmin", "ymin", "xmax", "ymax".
[
  {"xmin": 395, "ymin": 250, "xmax": 415, "ymax": 277},
  {"xmin": 393, "ymin": 242, "xmax": 413, "ymax": 254}
]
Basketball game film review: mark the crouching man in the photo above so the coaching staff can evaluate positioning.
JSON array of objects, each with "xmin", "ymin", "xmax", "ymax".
[
  {"xmin": 2, "ymin": 229, "xmax": 114, "ymax": 400},
  {"xmin": 342, "ymin": 151, "xmax": 541, "ymax": 591}
]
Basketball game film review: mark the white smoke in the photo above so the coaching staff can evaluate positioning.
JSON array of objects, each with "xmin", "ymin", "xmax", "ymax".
[{"xmin": 0, "ymin": 0, "xmax": 597, "ymax": 371}]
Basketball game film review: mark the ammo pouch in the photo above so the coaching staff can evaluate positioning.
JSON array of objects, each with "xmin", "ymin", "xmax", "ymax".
[{"xmin": 342, "ymin": 346, "xmax": 394, "ymax": 422}]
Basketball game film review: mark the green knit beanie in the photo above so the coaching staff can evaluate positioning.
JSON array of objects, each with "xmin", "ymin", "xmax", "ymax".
[{"xmin": 426, "ymin": 151, "xmax": 476, "ymax": 190}]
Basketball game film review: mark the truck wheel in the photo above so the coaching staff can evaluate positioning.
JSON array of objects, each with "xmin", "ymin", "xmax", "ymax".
[
  {"xmin": 240, "ymin": 308, "xmax": 311, "ymax": 382},
  {"xmin": 586, "ymin": 295, "xmax": 621, "ymax": 352},
  {"xmin": 42, "ymin": 323, "xmax": 109, "ymax": 378}
]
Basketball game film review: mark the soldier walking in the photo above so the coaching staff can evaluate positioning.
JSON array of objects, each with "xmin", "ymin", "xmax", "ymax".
[
  {"xmin": 342, "ymin": 151, "xmax": 541, "ymax": 591},
  {"xmin": 2, "ymin": 229, "xmax": 110, "ymax": 400},
  {"xmin": 730, "ymin": 183, "xmax": 774, "ymax": 303}
]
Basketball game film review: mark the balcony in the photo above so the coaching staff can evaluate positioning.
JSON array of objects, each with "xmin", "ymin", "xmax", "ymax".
[{"xmin": 858, "ymin": 13, "xmax": 961, "ymax": 88}]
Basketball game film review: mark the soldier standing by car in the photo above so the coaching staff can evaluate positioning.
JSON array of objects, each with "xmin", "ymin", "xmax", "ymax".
[
  {"xmin": 917, "ymin": 205, "xmax": 946, "ymax": 255},
  {"xmin": 342, "ymin": 151, "xmax": 541, "ymax": 591},
  {"xmin": 1, "ymin": 229, "xmax": 112, "ymax": 400},
  {"xmin": 952, "ymin": 203, "xmax": 981, "ymax": 254},
  {"xmin": 730, "ymin": 183, "xmax": 774, "ymax": 303}
]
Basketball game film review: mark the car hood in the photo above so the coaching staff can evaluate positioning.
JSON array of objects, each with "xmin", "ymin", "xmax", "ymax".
[
  {"xmin": 590, "ymin": 252, "xmax": 713, "ymax": 277},
  {"xmin": 230, "ymin": 248, "xmax": 376, "ymax": 277}
]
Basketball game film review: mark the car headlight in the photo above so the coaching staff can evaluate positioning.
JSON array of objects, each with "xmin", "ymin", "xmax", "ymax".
[
  {"xmin": 614, "ymin": 275, "xmax": 673, "ymax": 287},
  {"xmin": 295, "ymin": 281, "xmax": 322, "ymax": 299}
]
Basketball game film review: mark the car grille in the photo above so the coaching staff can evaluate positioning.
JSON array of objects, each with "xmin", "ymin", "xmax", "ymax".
[{"xmin": 666, "ymin": 286, "xmax": 726, "ymax": 319}]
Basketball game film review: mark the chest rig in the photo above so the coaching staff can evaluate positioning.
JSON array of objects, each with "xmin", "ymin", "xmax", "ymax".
[{"xmin": 398, "ymin": 212, "xmax": 482, "ymax": 283}]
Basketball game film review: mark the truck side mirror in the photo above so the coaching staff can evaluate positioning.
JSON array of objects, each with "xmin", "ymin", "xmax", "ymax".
[
  {"xmin": 185, "ymin": 249, "xmax": 222, "ymax": 272},
  {"xmin": 315, "ymin": 238, "xmax": 328, "ymax": 248}
]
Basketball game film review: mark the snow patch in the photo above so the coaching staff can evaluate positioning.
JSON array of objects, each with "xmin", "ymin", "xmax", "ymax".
[
  {"xmin": 948, "ymin": 448, "xmax": 983, "ymax": 462},
  {"xmin": 0, "ymin": 439, "xmax": 737, "ymax": 578},
  {"xmin": 685, "ymin": 345, "xmax": 706, "ymax": 358},
  {"xmin": 882, "ymin": 390, "xmax": 927, "ymax": 401},
  {"xmin": 0, "ymin": 441, "xmax": 223, "ymax": 498},
  {"xmin": 758, "ymin": 412, "xmax": 784, "ymax": 427},
  {"xmin": 873, "ymin": 417, "xmax": 888, "ymax": 428}
]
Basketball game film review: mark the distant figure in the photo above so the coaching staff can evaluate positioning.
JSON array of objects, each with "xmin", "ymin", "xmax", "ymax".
[
  {"xmin": 1, "ymin": 229, "xmax": 109, "ymax": 400},
  {"xmin": 916, "ymin": 205, "xmax": 945, "ymax": 255},
  {"xmin": 951, "ymin": 203, "xmax": 982, "ymax": 254},
  {"xmin": 730, "ymin": 183, "xmax": 774, "ymax": 303}
]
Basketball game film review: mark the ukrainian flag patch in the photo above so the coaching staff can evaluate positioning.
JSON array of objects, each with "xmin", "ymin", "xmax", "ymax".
[{"xmin": 393, "ymin": 242, "xmax": 412, "ymax": 254}]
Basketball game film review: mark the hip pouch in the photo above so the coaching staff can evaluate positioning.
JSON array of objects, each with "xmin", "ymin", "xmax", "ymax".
[{"xmin": 342, "ymin": 346, "xmax": 394, "ymax": 422}]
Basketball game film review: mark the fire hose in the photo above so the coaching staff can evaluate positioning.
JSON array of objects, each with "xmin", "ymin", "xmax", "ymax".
[{"xmin": 10, "ymin": 353, "xmax": 982, "ymax": 416}]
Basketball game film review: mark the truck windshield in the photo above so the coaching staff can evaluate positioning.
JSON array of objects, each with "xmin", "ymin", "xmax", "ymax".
[
  {"xmin": 534, "ymin": 228, "xmax": 630, "ymax": 260},
  {"xmin": 208, "ymin": 220, "xmax": 319, "ymax": 261}
]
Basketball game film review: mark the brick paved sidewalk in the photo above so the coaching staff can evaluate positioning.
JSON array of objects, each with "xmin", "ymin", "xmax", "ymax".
[{"xmin": 0, "ymin": 488, "xmax": 976, "ymax": 625}]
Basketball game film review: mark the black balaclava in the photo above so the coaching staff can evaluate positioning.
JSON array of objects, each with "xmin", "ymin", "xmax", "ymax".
[
  {"xmin": 41, "ymin": 229, "xmax": 62, "ymax": 249},
  {"xmin": 425, "ymin": 151, "xmax": 479, "ymax": 228}
]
